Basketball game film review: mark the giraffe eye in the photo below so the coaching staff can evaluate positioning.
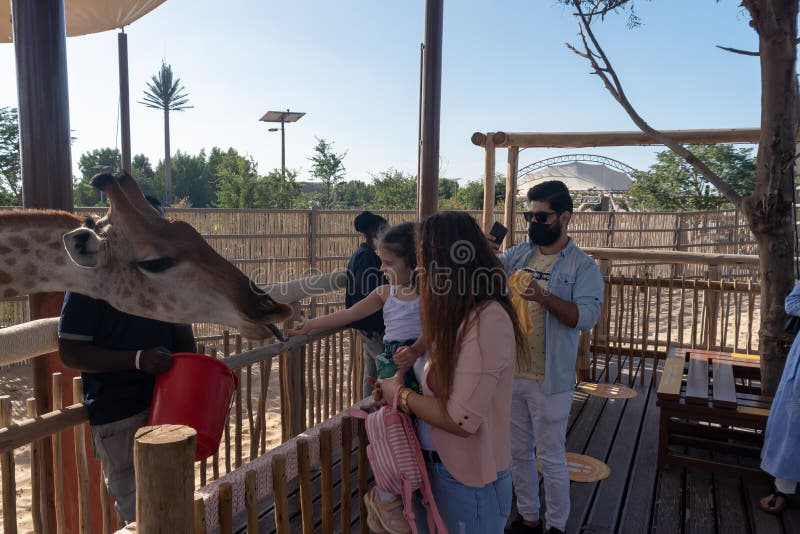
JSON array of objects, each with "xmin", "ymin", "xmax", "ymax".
[{"xmin": 136, "ymin": 258, "xmax": 176, "ymax": 273}]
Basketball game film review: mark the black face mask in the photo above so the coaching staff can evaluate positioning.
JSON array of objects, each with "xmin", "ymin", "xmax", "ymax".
[{"xmin": 528, "ymin": 220, "xmax": 562, "ymax": 246}]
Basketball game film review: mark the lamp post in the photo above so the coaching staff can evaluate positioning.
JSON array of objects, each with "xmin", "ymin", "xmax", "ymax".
[{"xmin": 260, "ymin": 109, "xmax": 305, "ymax": 178}]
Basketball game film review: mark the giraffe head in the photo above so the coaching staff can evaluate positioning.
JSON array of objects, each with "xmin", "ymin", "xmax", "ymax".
[{"xmin": 63, "ymin": 172, "xmax": 293, "ymax": 340}]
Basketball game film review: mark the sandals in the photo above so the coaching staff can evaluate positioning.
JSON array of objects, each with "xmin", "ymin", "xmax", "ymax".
[{"xmin": 759, "ymin": 491, "xmax": 789, "ymax": 514}]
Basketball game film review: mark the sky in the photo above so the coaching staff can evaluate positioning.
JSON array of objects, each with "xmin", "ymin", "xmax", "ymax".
[{"xmin": 0, "ymin": 0, "xmax": 764, "ymax": 186}]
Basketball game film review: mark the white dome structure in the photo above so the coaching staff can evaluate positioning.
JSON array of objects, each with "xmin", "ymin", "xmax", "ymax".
[{"xmin": 516, "ymin": 155, "xmax": 634, "ymax": 198}]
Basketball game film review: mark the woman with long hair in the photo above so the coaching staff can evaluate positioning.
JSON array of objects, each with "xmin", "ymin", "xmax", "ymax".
[{"xmin": 376, "ymin": 211, "xmax": 526, "ymax": 533}]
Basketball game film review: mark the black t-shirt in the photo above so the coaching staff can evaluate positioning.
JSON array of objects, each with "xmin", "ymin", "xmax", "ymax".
[
  {"xmin": 58, "ymin": 292, "xmax": 176, "ymax": 426},
  {"xmin": 345, "ymin": 243, "xmax": 387, "ymax": 334}
]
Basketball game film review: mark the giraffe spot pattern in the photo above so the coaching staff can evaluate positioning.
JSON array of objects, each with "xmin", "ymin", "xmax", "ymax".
[
  {"xmin": 3, "ymin": 289, "xmax": 18, "ymax": 298},
  {"xmin": 23, "ymin": 263, "xmax": 38, "ymax": 276},
  {"xmin": 29, "ymin": 230, "xmax": 51, "ymax": 243},
  {"xmin": 8, "ymin": 236, "xmax": 29, "ymax": 249},
  {"xmin": 0, "ymin": 245, "xmax": 11, "ymax": 255},
  {"xmin": 0, "ymin": 270, "xmax": 11, "ymax": 284},
  {"xmin": 4, "ymin": 258, "xmax": 16, "ymax": 267}
]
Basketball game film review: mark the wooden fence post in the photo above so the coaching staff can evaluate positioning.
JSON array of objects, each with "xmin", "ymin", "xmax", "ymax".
[
  {"xmin": 0, "ymin": 396, "xmax": 16, "ymax": 534},
  {"xmin": 280, "ymin": 303, "xmax": 305, "ymax": 441},
  {"xmin": 482, "ymin": 133, "xmax": 496, "ymax": 233},
  {"xmin": 503, "ymin": 146, "xmax": 519, "ymax": 250},
  {"xmin": 704, "ymin": 264, "xmax": 721, "ymax": 349},
  {"xmin": 72, "ymin": 378, "xmax": 90, "ymax": 534},
  {"xmin": 134, "ymin": 425, "xmax": 196, "ymax": 534}
]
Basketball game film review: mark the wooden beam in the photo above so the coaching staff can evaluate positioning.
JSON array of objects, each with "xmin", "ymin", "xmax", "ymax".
[
  {"xmin": 482, "ymin": 128, "xmax": 800, "ymax": 148},
  {"xmin": 583, "ymin": 247, "xmax": 761, "ymax": 268},
  {"xmin": 0, "ymin": 404, "xmax": 88, "ymax": 455}
]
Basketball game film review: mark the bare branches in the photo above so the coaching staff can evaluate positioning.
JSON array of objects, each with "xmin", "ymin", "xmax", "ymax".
[
  {"xmin": 716, "ymin": 44, "xmax": 760, "ymax": 56},
  {"xmin": 566, "ymin": 0, "xmax": 744, "ymax": 207},
  {"xmin": 716, "ymin": 37, "xmax": 800, "ymax": 57}
]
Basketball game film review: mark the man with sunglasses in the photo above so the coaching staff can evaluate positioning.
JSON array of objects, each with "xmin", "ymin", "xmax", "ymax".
[{"xmin": 492, "ymin": 180, "xmax": 604, "ymax": 534}]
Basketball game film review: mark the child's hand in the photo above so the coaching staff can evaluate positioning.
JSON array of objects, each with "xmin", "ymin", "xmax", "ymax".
[
  {"xmin": 285, "ymin": 317, "xmax": 314, "ymax": 336},
  {"xmin": 394, "ymin": 345, "xmax": 421, "ymax": 369}
]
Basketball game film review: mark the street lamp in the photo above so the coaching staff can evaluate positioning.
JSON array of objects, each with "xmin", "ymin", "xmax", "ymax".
[{"xmin": 259, "ymin": 109, "xmax": 305, "ymax": 178}]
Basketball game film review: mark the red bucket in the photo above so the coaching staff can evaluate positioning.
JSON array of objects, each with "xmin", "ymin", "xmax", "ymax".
[{"xmin": 148, "ymin": 352, "xmax": 238, "ymax": 461}]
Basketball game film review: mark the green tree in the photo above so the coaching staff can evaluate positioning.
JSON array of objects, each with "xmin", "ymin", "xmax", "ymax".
[
  {"xmin": 455, "ymin": 175, "xmax": 506, "ymax": 210},
  {"xmin": 213, "ymin": 149, "xmax": 261, "ymax": 208},
  {"xmin": 628, "ymin": 145, "xmax": 757, "ymax": 211},
  {"xmin": 256, "ymin": 168, "xmax": 303, "ymax": 208},
  {"xmin": 140, "ymin": 61, "xmax": 192, "ymax": 205},
  {"xmin": 335, "ymin": 179, "xmax": 375, "ymax": 208},
  {"xmin": 308, "ymin": 137, "xmax": 346, "ymax": 208},
  {"xmin": 131, "ymin": 154, "xmax": 161, "ymax": 199},
  {"xmin": 155, "ymin": 150, "xmax": 215, "ymax": 207},
  {"xmin": 371, "ymin": 169, "xmax": 417, "ymax": 209},
  {"xmin": 74, "ymin": 148, "xmax": 120, "ymax": 206},
  {"xmin": 0, "ymin": 107, "xmax": 21, "ymax": 205},
  {"xmin": 439, "ymin": 178, "xmax": 459, "ymax": 200}
]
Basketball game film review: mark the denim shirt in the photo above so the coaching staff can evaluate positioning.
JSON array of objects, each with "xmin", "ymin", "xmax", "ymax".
[{"xmin": 499, "ymin": 238, "xmax": 604, "ymax": 394}]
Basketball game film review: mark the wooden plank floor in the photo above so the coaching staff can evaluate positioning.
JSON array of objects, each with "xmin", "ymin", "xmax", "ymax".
[
  {"xmin": 506, "ymin": 356, "xmax": 791, "ymax": 534},
  {"xmin": 239, "ymin": 355, "xmax": 792, "ymax": 533}
]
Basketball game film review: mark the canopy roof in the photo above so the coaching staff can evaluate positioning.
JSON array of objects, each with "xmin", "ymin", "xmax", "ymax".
[
  {"xmin": 1, "ymin": 0, "xmax": 166, "ymax": 42},
  {"xmin": 517, "ymin": 161, "xmax": 632, "ymax": 196}
]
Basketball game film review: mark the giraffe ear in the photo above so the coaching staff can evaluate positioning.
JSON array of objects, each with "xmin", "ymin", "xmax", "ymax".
[{"xmin": 63, "ymin": 228, "xmax": 108, "ymax": 268}]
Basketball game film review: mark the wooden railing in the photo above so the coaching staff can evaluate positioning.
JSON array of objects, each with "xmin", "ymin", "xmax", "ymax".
[
  {"xmin": 0, "ymin": 272, "xmax": 363, "ymax": 534},
  {"xmin": 585, "ymin": 248, "xmax": 762, "ymax": 386}
]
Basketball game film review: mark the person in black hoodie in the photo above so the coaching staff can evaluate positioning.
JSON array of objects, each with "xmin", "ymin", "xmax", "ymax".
[{"xmin": 346, "ymin": 211, "xmax": 389, "ymax": 397}]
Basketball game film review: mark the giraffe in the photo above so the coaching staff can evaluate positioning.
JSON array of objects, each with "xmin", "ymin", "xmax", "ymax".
[{"xmin": 0, "ymin": 172, "xmax": 292, "ymax": 340}]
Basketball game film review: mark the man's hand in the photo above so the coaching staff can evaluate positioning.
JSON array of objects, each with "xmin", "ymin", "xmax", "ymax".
[
  {"xmin": 521, "ymin": 278, "xmax": 547, "ymax": 303},
  {"xmin": 486, "ymin": 234, "xmax": 501, "ymax": 254},
  {"xmin": 139, "ymin": 347, "xmax": 173, "ymax": 375}
]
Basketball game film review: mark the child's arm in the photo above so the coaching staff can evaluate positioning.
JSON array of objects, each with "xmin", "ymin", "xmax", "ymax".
[{"xmin": 287, "ymin": 287, "xmax": 386, "ymax": 336}]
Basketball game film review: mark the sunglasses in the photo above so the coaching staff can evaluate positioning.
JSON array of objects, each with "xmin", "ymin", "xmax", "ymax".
[{"xmin": 523, "ymin": 210, "xmax": 561, "ymax": 224}]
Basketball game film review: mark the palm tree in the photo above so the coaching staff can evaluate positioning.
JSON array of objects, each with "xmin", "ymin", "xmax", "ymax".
[{"xmin": 140, "ymin": 61, "xmax": 192, "ymax": 205}]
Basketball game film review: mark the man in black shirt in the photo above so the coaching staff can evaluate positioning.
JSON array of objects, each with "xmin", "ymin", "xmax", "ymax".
[{"xmin": 57, "ymin": 197, "xmax": 196, "ymax": 525}]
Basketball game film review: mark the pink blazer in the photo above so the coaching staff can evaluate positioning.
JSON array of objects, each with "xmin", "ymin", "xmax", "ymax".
[{"xmin": 421, "ymin": 301, "xmax": 515, "ymax": 487}]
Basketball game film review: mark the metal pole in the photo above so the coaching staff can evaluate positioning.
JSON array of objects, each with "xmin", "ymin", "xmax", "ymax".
[
  {"xmin": 417, "ymin": 0, "xmax": 443, "ymax": 220},
  {"xmin": 281, "ymin": 115, "xmax": 286, "ymax": 178},
  {"xmin": 118, "ymin": 29, "xmax": 131, "ymax": 173}
]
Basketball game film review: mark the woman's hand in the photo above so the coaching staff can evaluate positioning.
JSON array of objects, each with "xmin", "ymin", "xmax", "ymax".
[
  {"xmin": 377, "ymin": 374, "xmax": 403, "ymax": 406},
  {"xmin": 394, "ymin": 345, "xmax": 420, "ymax": 370},
  {"xmin": 285, "ymin": 317, "xmax": 315, "ymax": 336}
]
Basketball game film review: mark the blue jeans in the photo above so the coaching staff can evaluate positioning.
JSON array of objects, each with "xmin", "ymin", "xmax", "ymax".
[{"xmin": 413, "ymin": 461, "xmax": 512, "ymax": 534}]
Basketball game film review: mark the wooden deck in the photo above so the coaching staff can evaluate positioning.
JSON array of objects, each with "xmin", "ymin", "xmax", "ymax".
[
  {"xmin": 514, "ymin": 356, "xmax": 799, "ymax": 534},
  {"xmin": 235, "ymin": 356, "xmax": 798, "ymax": 534}
]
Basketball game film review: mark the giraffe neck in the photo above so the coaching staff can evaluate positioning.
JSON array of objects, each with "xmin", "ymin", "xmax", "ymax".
[{"xmin": 0, "ymin": 211, "xmax": 95, "ymax": 298}]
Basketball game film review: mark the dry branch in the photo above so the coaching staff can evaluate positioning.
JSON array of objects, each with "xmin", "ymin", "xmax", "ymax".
[{"xmin": 567, "ymin": 0, "xmax": 744, "ymax": 208}]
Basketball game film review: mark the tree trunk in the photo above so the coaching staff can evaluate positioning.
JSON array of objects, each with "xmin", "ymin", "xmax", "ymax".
[
  {"xmin": 742, "ymin": 0, "xmax": 798, "ymax": 395},
  {"xmin": 164, "ymin": 108, "xmax": 171, "ymax": 206}
]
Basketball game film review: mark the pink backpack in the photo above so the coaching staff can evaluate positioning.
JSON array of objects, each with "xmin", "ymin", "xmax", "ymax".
[{"xmin": 348, "ymin": 389, "xmax": 448, "ymax": 534}]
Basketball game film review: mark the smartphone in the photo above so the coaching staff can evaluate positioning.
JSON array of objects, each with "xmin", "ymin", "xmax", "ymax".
[{"xmin": 489, "ymin": 221, "xmax": 508, "ymax": 245}]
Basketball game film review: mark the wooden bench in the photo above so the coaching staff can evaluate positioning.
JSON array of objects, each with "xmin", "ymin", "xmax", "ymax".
[{"xmin": 656, "ymin": 347, "xmax": 773, "ymax": 479}]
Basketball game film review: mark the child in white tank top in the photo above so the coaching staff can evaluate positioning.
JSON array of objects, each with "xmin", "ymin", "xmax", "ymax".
[{"xmin": 287, "ymin": 222, "xmax": 424, "ymax": 389}]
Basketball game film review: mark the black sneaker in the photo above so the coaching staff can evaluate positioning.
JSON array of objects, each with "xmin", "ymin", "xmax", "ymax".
[
  {"xmin": 505, "ymin": 515, "xmax": 544, "ymax": 534},
  {"xmin": 546, "ymin": 528, "xmax": 565, "ymax": 534}
]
